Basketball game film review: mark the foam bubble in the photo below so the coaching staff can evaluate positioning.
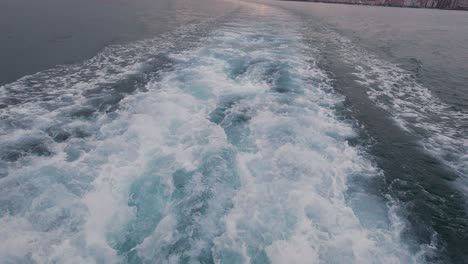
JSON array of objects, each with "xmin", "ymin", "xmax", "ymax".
[
  {"xmin": 0, "ymin": 2, "xmax": 424, "ymax": 263},
  {"xmin": 319, "ymin": 28, "xmax": 468, "ymax": 186}
]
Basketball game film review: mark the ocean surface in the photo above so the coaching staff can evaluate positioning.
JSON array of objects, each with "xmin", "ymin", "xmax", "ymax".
[{"xmin": 0, "ymin": 0, "xmax": 467, "ymax": 263}]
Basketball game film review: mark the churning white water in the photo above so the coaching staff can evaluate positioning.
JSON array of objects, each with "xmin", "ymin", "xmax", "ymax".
[{"xmin": 0, "ymin": 3, "xmax": 432, "ymax": 264}]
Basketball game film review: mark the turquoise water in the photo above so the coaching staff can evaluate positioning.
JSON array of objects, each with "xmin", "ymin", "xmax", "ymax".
[{"xmin": 1, "ymin": 1, "xmax": 467, "ymax": 263}]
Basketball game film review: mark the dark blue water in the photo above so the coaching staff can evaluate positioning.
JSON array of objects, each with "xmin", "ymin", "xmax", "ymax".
[
  {"xmin": 0, "ymin": 0, "xmax": 235, "ymax": 85},
  {"xmin": 0, "ymin": 0, "xmax": 467, "ymax": 263}
]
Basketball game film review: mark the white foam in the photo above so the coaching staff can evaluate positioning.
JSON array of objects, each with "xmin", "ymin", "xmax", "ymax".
[
  {"xmin": 0, "ymin": 2, "xmax": 424, "ymax": 263},
  {"xmin": 137, "ymin": 7, "xmax": 420, "ymax": 264},
  {"xmin": 319, "ymin": 28, "xmax": 468, "ymax": 183}
]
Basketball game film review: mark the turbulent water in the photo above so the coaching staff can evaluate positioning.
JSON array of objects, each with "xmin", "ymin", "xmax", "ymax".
[{"xmin": 0, "ymin": 0, "xmax": 467, "ymax": 263}]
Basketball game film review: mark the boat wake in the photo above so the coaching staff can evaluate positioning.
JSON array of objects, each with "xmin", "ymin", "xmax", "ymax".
[{"xmin": 0, "ymin": 2, "xmax": 445, "ymax": 263}]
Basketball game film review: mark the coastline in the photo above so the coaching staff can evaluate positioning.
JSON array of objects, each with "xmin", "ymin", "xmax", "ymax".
[{"xmin": 281, "ymin": 0, "xmax": 468, "ymax": 10}]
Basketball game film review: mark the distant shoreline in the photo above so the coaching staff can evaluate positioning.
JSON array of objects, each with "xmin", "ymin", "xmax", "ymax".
[{"xmin": 281, "ymin": 0, "xmax": 468, "ymax": 10}]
